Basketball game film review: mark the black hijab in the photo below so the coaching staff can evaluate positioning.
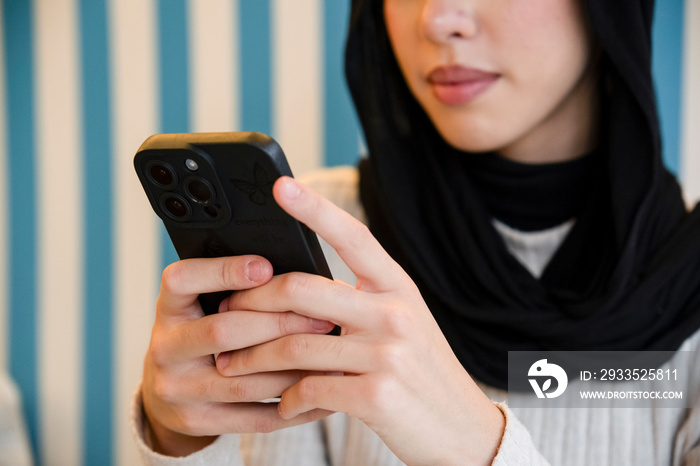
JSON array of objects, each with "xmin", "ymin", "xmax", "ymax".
[{"xmin": 348, "ymin": 0, "xmax": 700, "ymax": 389}]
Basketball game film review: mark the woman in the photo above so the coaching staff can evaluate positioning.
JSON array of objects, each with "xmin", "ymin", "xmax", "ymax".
[{"xmin": 133, "ymin": 0, "xmax": 700, "ymax": 464}]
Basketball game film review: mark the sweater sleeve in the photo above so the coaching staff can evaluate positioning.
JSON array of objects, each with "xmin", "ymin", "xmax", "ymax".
[
  {"xmin": 491, "ymin": 403, "xmax": 550, "ymax": 466},
  {"xmin": 131, "ymin": 387, "xmax": 244, "ymax": 466},
  {"xmin": 131, "ymin": 387, "xmax": 329, "ymax": 466},
  {"xmin": 671, "ymin": 332, "xmax": 700, "ymax": 465},
  {"xmin": 0, "ymin": 373, "xmax": 33, "ymax": 466},
  {"xmin": 674, "ymin": 407, "xmax": 700, "ymax": 466}
]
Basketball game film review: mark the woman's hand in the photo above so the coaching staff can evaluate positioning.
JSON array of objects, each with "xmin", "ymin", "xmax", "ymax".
[
  {"xmin": 216, "ymin": 177, "xmax": 505, "ymax": 466},
  {"xmin": 141, "ymin": 254, "xmax": 336, "ymax": 457}
]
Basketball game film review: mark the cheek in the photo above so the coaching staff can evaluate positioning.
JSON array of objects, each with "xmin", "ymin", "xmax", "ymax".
[
  {"xmin": 499, "ymin": 0, "xmax": 591, "ymax": 87},
  {"xmin": 383, "ymin": 1, "xmax": 429, "ymax": 94},
  {"xmin": 441, "ymin": 4, "xmax": 591, "ymax": 150},
  {"xmin": 505, "ymin": 34, "xmax": 591, "ymax": 138},
  {"xmin": 383, "ymin": 0, "xmax": 413, "ymax": 62}
]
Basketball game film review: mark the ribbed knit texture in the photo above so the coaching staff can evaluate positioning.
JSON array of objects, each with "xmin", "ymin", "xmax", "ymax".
[
  {"xmin": 0, "ymin": 373, "xmax": 33, "ymax": 466},
  {"xmin": 131, "ymin": 168, "xmax": 700, "ymax": 465}
]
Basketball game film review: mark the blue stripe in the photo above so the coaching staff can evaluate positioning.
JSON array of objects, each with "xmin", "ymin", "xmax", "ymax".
[
  {"xmin": 323, "ymin": 1, "xmax": 360, "ymax": 167},
  {"xmin": 78, "ymin": 0, "xmax": 114, "ymax": 463},
  {"xmin": 157, "ymin": 0, "xmax": 190, "ymax": 269},
  {"xmin": 652, "ymin": 0, "xmax": 685, "ymax": 175},
  {"xmin": 239, "ymin": 0, "xmax": 272, "ymax": 136},
  {"xmin": 2, "ymin": 0, "xmax": 40, "ymax": 462}
]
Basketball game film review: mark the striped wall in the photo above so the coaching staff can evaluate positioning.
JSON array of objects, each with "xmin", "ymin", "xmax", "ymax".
[{"xmin": 0, "ymin": 1, "xmax": 697, "ymax": 465}]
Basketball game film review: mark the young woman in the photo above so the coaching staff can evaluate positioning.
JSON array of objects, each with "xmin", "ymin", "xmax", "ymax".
[{"xmin": 133, "ymin": 0, "xmax": 700, "ymax": 464}]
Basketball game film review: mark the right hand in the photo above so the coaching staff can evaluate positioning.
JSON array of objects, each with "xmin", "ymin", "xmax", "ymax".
[{"xmin": 141, "ymin": 255, "xmax": 336, "ymax": 457}]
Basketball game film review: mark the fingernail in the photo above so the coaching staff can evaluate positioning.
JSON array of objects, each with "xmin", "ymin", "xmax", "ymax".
[
  {"xmin": 216, "ymin": 351, "xmax": 230, "ymax": 370},
  {"xmin": 245, "ymin": 260, "xmax": 264, "ymax": 282},
  {"xmin": 281, "ymin": 177, "xmax": 301, "ymax": 200},
  {"xmin": 217, "ymin": 296, "xmax": 231, "ymax": 313},
  {"xmin": 311, "ymin": 318, "xmax": 333, "ymax": 332}
]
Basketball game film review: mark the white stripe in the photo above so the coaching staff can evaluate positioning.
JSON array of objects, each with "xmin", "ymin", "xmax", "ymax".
[
  {"xmin": 272, "ymin": 0, "xmax": 322, "ymax": 176},
  {"xmin": 108, "ymin": 0, "xmax": 160, "ymax": 464},
  {"xmin": 682, "ymin": 0, "xmax": 700, "ymax": 206},
  {"xmin": 0, "ymin": 0, "xmax": 7, "ymax": 373},
  {"xmin": 188, "ymin": 0, "xmax": 239, "ymax": 132},
  {"xmin": 33, "ymin": 0, "xmax": 83, "ymax": 464}
]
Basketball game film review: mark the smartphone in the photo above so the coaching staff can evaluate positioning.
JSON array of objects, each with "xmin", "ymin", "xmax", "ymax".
[{"xmin": 134, "ymin": 131, "xmax": 333, "ymax": 316}]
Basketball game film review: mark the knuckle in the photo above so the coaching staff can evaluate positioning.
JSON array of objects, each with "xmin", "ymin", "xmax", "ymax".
[
  {"xmin": 295, "ymin": 377, "xmax": 318, "ymax": 404},
  {"xmin": 279, "ymin": 273, "xmax": 309, "ymax": 298},
  {"xmin": 176, "ymin": 408, "xmax": 206, "ymax": 436},
  {"xmin": 363, "ymin": 375, "xmax": 396, "ymax": 413},
  {"xmin": 330, "ymin": 281, "xmax": 354, "ymax": 307},
  {"xmin": 253, "ymin": 416, "xmax": 278, "ymax": 434},
  {"xmin": 201, "ymin": 318, "xmax": 232, "ymax": 349},
  {"xmin": 277, "ymin": 311, "xmax": 297, "ymax": 336},
  {"xmin": 228, "ymin": 377, "xmax": 252, "ymax": 401},
  {"xmin": 378, "ymin": 300, "xmax": 412, "ymax": 335},
  {"xmin": 152, "ymin": 375, "xmax": 179, "ymax": 405},
  {"xmin": 218, "ymin": 258, "xmax": 240, "ymax": 290},
  {"xmin": 148, "ymin": 332, "xmax": 173, "ymax": 369},
  {"xmin": 160, "ymin": 262, "xmax": 185, "ymax": 296},
  {"xmin": 280, "ymin": 335, "xmax": 310, "ymax": 360},
  {"xmin": 195, "ymin": 378, "xmax": 215, "ymax": 400},
  {"xmin": 345, "ymin": 221, "xmax": 373, "ymax": 252},
  {"xmin": 375, "ymin": 342, "xmax": 406, "ymax": 372}
]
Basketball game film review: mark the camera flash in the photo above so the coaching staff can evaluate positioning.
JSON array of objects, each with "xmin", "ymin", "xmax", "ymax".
[{"xmin": 185, "ymin": 159, "xmax": 199, "ymax": 171}]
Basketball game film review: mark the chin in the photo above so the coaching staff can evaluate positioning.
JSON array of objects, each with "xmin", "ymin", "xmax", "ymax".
[
  {"xmin": 434, "ymin": 124, "xmax": 505, "ymax": 154},
  {"xmin": 423, "ymin": 107, "xmax": 510, "ymax": 154}
]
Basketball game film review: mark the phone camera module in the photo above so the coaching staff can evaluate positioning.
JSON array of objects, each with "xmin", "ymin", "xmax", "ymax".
[
  {"xmin": 185, "ymin": 177, "xmax": 215, "ymax": 205},
  {"xmin": 147, "ymin": 162, "xmax": 177, "ymax": 189},
  {"xmin": 160, "ymin": 194, "xmax": 191, "ymax": 221}
]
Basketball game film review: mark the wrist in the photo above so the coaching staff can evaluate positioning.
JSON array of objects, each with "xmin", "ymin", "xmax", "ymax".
[
  {"xmin": 472, "ymin": 401, "xmax": 506, "ymax": 465},
  {"xmin": 446, "ymin": 392, "xmax": 506, "ymax": 466}
]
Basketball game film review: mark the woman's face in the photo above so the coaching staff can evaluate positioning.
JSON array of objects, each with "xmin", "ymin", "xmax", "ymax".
[{"xmin": 384, "ymin": 0, "xmax": 598, "ymax": 163}]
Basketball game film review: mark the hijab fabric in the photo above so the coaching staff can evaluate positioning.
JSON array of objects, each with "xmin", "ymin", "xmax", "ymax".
[{"xmin": 347, "ymin": 0, "xmax": 700, "ymax": 389}]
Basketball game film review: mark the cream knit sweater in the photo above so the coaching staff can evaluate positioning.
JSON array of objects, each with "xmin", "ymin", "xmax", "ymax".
[{"xmin": 132, "ymin": 166, "xmax": 700, "ymax": 465}]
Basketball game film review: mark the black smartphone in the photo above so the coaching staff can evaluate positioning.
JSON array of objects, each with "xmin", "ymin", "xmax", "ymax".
[{"xmin": 134, "ymin": 131, "xmax": 333, "ymax": 316}]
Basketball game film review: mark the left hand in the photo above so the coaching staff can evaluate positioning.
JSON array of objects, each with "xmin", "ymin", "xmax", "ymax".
[{"xmin": 216, "ymin": 176, "xmax": 505, "ymax": 466}]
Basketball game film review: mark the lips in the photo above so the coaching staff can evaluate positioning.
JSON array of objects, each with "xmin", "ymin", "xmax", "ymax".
[{"xmin": 427, "ymin": 65, "xmax": 500, "ymax": 105}]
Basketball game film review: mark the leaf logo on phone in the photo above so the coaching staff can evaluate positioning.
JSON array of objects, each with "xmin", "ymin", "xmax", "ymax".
[{"xmin": 231, "ymin": 163, "xmax": 273, "ymax": 205}]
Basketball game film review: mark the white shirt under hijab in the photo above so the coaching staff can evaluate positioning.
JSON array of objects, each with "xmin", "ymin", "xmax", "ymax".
[{"xmin": 131, "ymin": 167, "xmax": 700, "ymax": 466}]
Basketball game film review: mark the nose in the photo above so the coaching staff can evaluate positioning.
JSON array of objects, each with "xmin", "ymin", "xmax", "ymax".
[{"xmin": 421, "ymin": 0, "xmax": 478, "ymax": 44}]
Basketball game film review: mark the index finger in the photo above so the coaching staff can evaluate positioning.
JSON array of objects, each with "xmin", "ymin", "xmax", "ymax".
[
  {"xmin": 273, "ymin": 177, "xmax": 407, "ymax": 292},
  {"xmin": 157, "ymin": 255, "xmax": 273, "ymax": 319}
]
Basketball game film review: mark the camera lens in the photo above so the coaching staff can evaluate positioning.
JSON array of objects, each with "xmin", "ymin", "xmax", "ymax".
[
  {"xmin": 148, "ymin": 162, "xmax": 176, "ymax": 188},
  {"xmin": 204, "ymin": 205, "xmax": 219, "ymax": 218},
  {"xmin": 185, "ymin": 177, "xmax": 214, "ymax": 204},
  {"xmin": 160, "ymin": 194, "xmax": 191, "ymax": 221}
]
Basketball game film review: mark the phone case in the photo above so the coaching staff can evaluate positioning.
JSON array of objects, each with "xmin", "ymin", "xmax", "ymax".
[{"xmin": 134, "ymin": 132, "xmax": 333, "ymax": 315}]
